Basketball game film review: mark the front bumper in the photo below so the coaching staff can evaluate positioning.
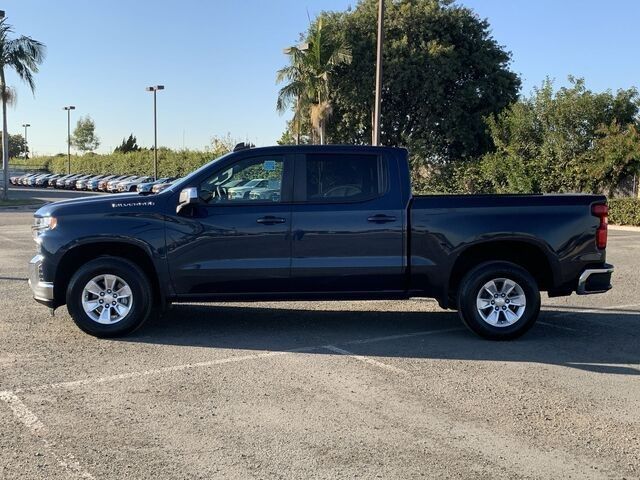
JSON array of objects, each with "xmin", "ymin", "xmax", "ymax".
[
  {"xmin": 577, "ymin": 264, "xmax": 614, "ymax": 295},
  {"xmin": 28, "ymin": 254, "xmax": 55, "ymax": 305}
]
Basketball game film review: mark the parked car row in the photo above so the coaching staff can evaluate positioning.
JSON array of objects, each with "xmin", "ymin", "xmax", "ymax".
[{"xmin": 10, "ymin": 172, "xmax": 177, "ymax": 193}]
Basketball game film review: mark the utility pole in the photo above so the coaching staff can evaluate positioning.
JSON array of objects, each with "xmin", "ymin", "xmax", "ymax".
[
  {"xmin": 63, "ymin": 106, "xmax": 75, "ymax": 174},
  {"xmin": 145, "ymin": 85, "xmax": 164, "ymax": 180},
  {"xmin": 373, "ymin": 0, "xmax": 385, "ymax": 146}
]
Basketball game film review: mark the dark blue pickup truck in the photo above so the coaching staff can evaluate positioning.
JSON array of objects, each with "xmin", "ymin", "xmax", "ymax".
[{"xmin": 29, "ymin": 145, "xmax": 613, "ymax": 339}]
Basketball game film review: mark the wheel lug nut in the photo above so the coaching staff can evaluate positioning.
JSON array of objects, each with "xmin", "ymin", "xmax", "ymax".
[
  {"xmin": 502, "ymin": 306, "xmax": 507, "ymax": 310},
  {"xmin": 494, "ymin": 294, "xmax": 499, "ymax": 298},
  {"xmin": 112, "ymin": 301, "xmax": 116, "ymax": 305},
  {"xmin": 495, "ymin": 307, "xmax": 499, "ymax": 311},
  {"xmin": 99, "ymin": 299, "xmax": 103, "ymax": 304},
  {"xmin": 491, "ymin": 301, "xmax": 495, "ymax": 305},
  {"xmin": 107, "ymin": 289, "xmax": 112, "ymax": 294},
  {"xmin": 501, "ymin": 293, "xmax": 506, "ymax": 297},
  {"xmin": 505, "ymin": 299, "xmax": 510, "ymax": 304},
  {"xmin": 99, "ymin": 292, "xmax": 105, "ymax": 296}
]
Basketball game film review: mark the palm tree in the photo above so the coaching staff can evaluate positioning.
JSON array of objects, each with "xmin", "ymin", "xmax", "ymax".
[
  {"xmin": 0, "ymin": 18, "xmax": 46, "ymax": 200},
  {"xmin": 277, "ymin": 16, "xmax": 351, "ymax": 145},
  {"xmin": 276, "ymin": 45, "xmax": 309, "ymax": 145}
]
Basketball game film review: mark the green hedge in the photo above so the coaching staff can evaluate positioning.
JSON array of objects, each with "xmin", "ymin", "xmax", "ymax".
[
  {"xmin": 609, "ymin": 198, "xmax": 640, "ymax": 226},
  {"xmin": 24, "ymin": 150, "xmax": 218, "ymax": 179}
]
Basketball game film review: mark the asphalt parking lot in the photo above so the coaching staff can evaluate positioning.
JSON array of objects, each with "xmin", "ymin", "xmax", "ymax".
[{"xmin": 0, "ymin": 204, "xmax": 638, "ymax": 479}]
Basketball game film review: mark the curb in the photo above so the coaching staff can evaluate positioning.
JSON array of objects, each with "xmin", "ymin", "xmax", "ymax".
[{"xmin": 609, "ymin": 224, "xmax": 640, "ymax": 232}]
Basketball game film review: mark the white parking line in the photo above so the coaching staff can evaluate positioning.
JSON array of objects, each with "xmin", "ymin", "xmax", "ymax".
[
  {"xmin": 0, "ymin": 234, "xmax": 24, "ymax": 245},
  {"xmin": 14, "ymin": 327, "xmax": 462, "ymax": 393},
  {"xmin": 323, "ymin": 345, "xmax": 410, "ymax": 374},
  {"xmin": 543, "ymin": 303, "xmax": 640, "ymax": 319},
  {"xmin": 24, "ymin": 350, "xmax": 294, "ymax": 392},
  {"xmin": 2, "ymin": 327, "xmax": 460, "ymax": 478},
  {"xmin": 0, "ymin": 391, "xmax": 95, "ymax": 479}
]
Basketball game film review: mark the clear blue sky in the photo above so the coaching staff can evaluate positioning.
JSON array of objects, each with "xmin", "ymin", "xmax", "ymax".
[{"xmin": 6, "ymin": 0, "xmax": 640, "ymax": 155}]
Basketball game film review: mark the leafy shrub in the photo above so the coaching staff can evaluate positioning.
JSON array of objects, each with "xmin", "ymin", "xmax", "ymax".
[
  {"xmin": 24, "ymin": 136, "xmax": 237, "ymax": 179},
  {"xmin": 608, "ymin": 198, "xmax": 640, "ymax": 226}
]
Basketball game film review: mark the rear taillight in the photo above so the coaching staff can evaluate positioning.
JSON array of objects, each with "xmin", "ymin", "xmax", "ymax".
[{"xmin": 592, "ymin": 203, "xmax": 608, "ymax": 249}]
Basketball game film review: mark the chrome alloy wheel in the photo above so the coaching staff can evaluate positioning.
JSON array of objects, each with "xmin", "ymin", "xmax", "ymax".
[
  {"xmin": 476, "ymin": 277, "xmax": 526, "ymax": 327},
  {"xmin": 81, "ymin": 274, "xmax": 133, "ymax": 324}
]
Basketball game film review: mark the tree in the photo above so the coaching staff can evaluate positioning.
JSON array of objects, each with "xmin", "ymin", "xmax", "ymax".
[
  {"xmin": 277, "ymin": 15, "xmax": 351, "ymax": 144},
  {"xmin": 0, "ymin": 17, "xmax": 45, "ymax": 200},
  {"xmin": 114, "ymin": 134, "xmax": 140, "ymax": 153},
  {"xmin": 293, "ymin": 0, "xmax": 520, "ymax": 163},
  {"xmin": 0, "ymin": 133, "xmax": 27, "ymax": 159},
  {"xmin": 10, "ymin": 133, "xmax": 26, "ymax": 158},
  {"xmin": 477, "ymin": 78, "xmax": 640, "ymax": 194},
  {"xmin": 72, "ymin": 115, "xmax": 100, "ymax": 152}
]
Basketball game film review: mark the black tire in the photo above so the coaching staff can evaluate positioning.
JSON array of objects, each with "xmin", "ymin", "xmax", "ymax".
[
  {"xmin": 66, "ymin": 257, "xmax": 153, "ymax": 338},
  {"xmin": 457, "ymin": 261, "xmax": 540, "ymax": 340}
]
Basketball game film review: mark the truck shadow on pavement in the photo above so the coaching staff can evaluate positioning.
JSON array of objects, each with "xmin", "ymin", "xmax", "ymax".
[{"xmin": 126, "ymin": 304, "xmax": 640, "ymax": 376}]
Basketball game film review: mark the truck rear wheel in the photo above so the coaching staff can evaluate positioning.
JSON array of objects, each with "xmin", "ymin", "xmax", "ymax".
[
  {"xmin": 457, "ymin": 261, "xmax": 540, "ymax": 340},
  {"xmin": 66, "ymin": 257, "xmax": 153, "ymax": 338}
]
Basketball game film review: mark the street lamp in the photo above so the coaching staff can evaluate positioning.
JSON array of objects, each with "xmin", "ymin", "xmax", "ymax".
[
  {"xmin": 21, "ymin": 123, "xmax": 30, "ymax": 158},
  {"xmin": 282, "ymin": 43, "xmax": 309, "ymax": 145},
  {"xmin": 145, "ymin": 85, "xmax": 164, "ymax": 180},
  {"xmin": 63, "ymin": 106, "xmax": 75, "ymax": 174},
  {"xmin": 373, "ymin": 0, "xmax": 385, "ymax": 146}
]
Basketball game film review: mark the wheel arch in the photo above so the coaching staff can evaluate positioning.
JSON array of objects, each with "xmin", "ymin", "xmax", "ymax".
[
  {"xmin": 54, "ymin": 240, "xmax": 163, "ymax": 307},
  {"xmin": 446, "ymin": 239, "xmax": 557, "ymax": 306}
]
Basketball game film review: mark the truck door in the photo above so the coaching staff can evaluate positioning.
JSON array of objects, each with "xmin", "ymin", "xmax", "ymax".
[
  {"xmin": 290, "ymin": 152, "xmax": 405, "ymax": 292},
  {"xmin": 166, "ymin": 154, "xmax": 293, "ymax": 295}
]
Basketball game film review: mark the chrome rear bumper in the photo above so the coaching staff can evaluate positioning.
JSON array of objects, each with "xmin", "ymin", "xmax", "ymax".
[{"xmin": 577, "ymin": 265, "xmax": 614, "ymax": 295}]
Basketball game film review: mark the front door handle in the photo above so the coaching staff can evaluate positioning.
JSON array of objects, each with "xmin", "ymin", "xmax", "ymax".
[
  {"xmin": 257, "ymin": 216, "xmax": 286, "ymax": 225},
  {"xmin": 367, "ymin": 214, "xmax": 396, "ymax": 224}
]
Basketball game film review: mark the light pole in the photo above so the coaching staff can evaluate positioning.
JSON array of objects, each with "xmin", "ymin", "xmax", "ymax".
[
  {"xmin": 145, "ymin": 85, "xmax": 164, "ymax": 180},
  {"xmin": 21, "ymin": 123, "xmax": 30, "ymax": 159},
  {"xmin": 373, "ymin": 0, "xmax": 385, "ymax": 146},
  {"xmin": 63, "ymin": 106, "xmax": 75, "ymax": 174},
  {"xmin": 1, "ymin": 10, "xmax": 8, "ymax": 200}
]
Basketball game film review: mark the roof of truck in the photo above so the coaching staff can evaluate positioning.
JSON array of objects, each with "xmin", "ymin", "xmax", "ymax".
[{"xmin": 231, "ymin": 144, "xmax": 408, "ymax": 156}]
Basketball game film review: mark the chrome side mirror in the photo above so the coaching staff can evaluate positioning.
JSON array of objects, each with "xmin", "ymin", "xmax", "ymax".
[{"xmin": 176, "ymin": 187, "xmax": 199, "ymax": 214}]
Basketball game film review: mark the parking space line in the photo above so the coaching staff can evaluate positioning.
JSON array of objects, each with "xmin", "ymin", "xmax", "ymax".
[
  {"xmin": 341, "ymin": 327, "xmax": 464, "ymax": 346},
  {"xmin": 0, "ymin": 391, "xmax": 95, "ymax": 479},
  {"xmin": 0, "ymin": 391, "xmax": 45, "ymax": 433},
  {"xmin": 323, "ymin": 345, "xmax": 410, "ymax": 374},
  {"xmin": 0, "ymin": 234, "xmax": 24, "ymax": 245},
  {"xmin": 23, "ymin": 350, "xmax": 295, "ymax": 393},
  {"xmin": 542, "ymin": 303, "xmax": 640, "ymax": 319},
  {"xmin": 14, "ymin": 327, "xmax": 462, "ymax": 394}
]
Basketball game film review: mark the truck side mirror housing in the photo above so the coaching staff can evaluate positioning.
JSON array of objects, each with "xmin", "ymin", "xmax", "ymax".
[{"xmin": 176, "ymin": 187, "xmax": 199, "ymax": 214}]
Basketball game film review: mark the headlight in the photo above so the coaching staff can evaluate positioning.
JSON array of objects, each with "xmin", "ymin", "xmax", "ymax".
[{"xmin": 32, "ymin": 216, "xmax": 57, "ymax": 241}]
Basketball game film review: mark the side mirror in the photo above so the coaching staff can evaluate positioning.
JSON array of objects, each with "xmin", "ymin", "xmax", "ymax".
[{"xmin": 176, "ymin": 187, "xmax": 199, "ymax": 214}]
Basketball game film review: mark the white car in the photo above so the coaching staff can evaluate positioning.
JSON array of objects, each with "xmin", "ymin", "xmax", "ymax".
[
  {"xmin": 249, "ymin": 180, "xmax": 281, "ymax": 201},
  {"xmin": 227, "ymin": 179, "xmax": 268, "ymax": 200}
]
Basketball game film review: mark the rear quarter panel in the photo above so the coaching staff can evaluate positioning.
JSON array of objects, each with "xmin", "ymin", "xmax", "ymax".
[{"xmin": 410, "ymin": 194, "xmax": 607, "ymax": 300}]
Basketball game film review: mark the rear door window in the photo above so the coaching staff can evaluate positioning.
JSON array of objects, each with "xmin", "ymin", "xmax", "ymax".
[{"xmin": 303, "ymin": 154, "xmax": 385, "ymax": 202}]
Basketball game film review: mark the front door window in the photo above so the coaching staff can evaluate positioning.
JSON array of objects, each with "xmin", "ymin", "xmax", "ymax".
[{"xmin": 200, "ymin": 156, "xmax": 284, "ymax": 204}]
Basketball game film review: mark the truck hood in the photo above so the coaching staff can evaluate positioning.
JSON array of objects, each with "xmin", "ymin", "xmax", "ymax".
[{"xmin": 34, "ymin": 193, "xmax": 161, "ymax": 217}]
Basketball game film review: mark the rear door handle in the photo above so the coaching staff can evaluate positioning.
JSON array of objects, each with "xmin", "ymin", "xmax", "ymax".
[
  {"xmin": 257, "ymin": 216, "xmax": 286, "ymax": 225},
  {"xmin": 367, "ymin": 214, "xmax": 396, "ymax": 223}
]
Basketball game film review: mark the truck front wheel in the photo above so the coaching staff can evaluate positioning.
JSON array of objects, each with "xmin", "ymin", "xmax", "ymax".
[
  {"xmin": 66, "ymin": 257, "xmax": 153, "ymax": 338},
  {"xmin": 457, "ymin": 261, "xmax": 540, "ymax": 340}
]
